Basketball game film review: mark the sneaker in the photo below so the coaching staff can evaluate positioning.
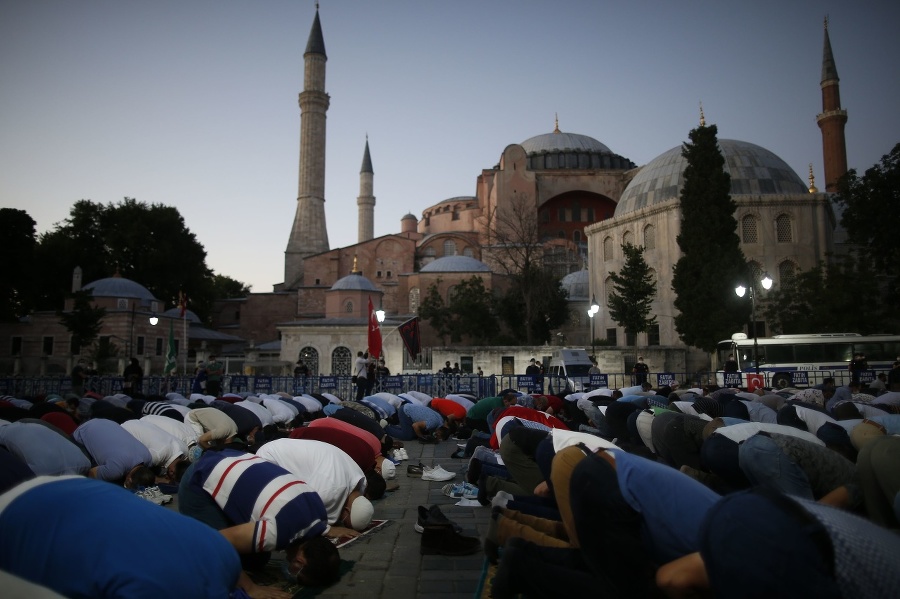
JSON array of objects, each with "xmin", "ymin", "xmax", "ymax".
[
  {"xmin": 422, "ymin": 465, "xmax": 456, "ymax": 482},
  {"xmin": 414, "ymin": 504, "xmax": 463, "ymax": 534},
  {"xmin": 441, "ymin": 481, "xmax": 478, "ymax": 499},
  {"xmin": 145, "ymin": 485, "xmax": 173, "ymax": 505},
  {"xmin": 420, "ymin": 526, "xmax": 481, "ymax": 556},
  {"xmin": 400, "ymin": 448, "xmax": 409, "ymax": 460},
  {"xmin": 392, "ymin": 449, "xmax": 404, "ymax": 462}
]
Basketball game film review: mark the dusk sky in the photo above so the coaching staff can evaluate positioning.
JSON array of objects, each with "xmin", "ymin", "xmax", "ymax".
[{"xmin": 2, "ymin": 1, "xmax": 898, "ymax": 295}]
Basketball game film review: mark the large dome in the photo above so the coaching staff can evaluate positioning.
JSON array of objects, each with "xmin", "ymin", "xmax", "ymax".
[
  {"xmin": 615, "ymin": 139, "xmax": 808, "ymax": 216},
  {"xmin": 330, "ymin": 273, "xmax": 378, "ymax": 291},
  {"xmin": 82, "ymin": 276, "xmax": 158, "ymax": 303},
  {"xmin": 520, "ymin": 131, "xmax": 611, "ymax": 155},
  {"xmin": 420, "ymin": 256, "xmax": 490, "ymax": 273}
]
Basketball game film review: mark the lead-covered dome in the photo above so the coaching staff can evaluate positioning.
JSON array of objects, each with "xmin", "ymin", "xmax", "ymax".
[
  {"xmin": 560, "ymin": 269, "xmax": 589, "ymax": 300},
  {"xmin": 82, "ymin": 276, "xmax": 158, "ymax": 303},
  {"xmin": 420, "ymin": 256, "xmax": 490, "ymax": 273},
  {"xmin": 615, "ymin": 139, "xmax": 807, "ymax": 216},
  {"xmin": 518, "ymin": 130, "xmax": 635, "ymax": 171},
  {"xmin": 331, "ymin": 273, "xmax": 378, "ymax": 291},
  {"xmin": 521, "ymin": 131, "xmax": 612, "ymax": 155}
]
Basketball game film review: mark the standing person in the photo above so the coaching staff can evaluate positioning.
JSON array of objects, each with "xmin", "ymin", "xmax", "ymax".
[
  {"xmin": 632, "ymin": 356, "xmax": 650, "ymax": 386},
  {"xmin": 723, "ymin": 354, "xmax": 739, "ymax": 372},
  {"xmin": 354, "ymin": 351, "xmax": 373, "ymax": 401},
  {"xmin": 191, "ymin": 361, "xmax": 207, "ymax": 394},
  {"xmin": 70, "ymin": 358, "xmax": 95, "ymax": 397},
  {"xmin": 477, "ymin": 367, "xmax": 484, "ymax": 377},
  {"xmin": 526, "ymin": 358, "xmax": 542, "ymax": 393},
  {"xmin": 849, "ymin": 352, "xmax": 866, "ymax": 385},
  {"xmin": 206, "ymin": 355, "xmax": 224, "ymax": 397},
  {"xmin": 123, "ymin": 357, "xmax": 143, "ymax": 397},
  {"xmin": 294, "ymin": 359, "xmax": 310, "ymax": 378},
  {"xmin": 441, "ymin": 361, "xmax": 453, "ymax": 374}
]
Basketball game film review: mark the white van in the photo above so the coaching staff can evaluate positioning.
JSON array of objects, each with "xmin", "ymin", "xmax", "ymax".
[{"xmin": 546, "ymin": 348, "xmax": 594, "ymax": 394}]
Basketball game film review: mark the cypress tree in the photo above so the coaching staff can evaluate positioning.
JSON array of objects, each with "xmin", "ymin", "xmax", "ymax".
[
  {"xmin": 672, "ymin": 123, "xmax": 749, "ymax": 352},
  {"xmin": 608, "ymin": 242, "xmax": 657, "ymax": 355}
]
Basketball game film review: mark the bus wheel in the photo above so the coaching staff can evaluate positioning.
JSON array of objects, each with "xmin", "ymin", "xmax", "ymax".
[{"xmin": 773, "ymin": 374, "xmax": 791, "ymax": 389}]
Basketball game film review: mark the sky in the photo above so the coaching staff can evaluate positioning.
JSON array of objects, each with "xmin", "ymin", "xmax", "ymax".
[{"xmin": 2, "ymin": 1, "xmax": 898, "ymax": 294}]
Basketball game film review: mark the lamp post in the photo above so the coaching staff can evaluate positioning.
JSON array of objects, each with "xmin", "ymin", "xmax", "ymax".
[
  {"xmin": 588, "ymin": 295, "xmax": 600, "ymax": 358},
  {"xmin": 735, "ymin": 274, "xmax": 773, "ymax": 374}
]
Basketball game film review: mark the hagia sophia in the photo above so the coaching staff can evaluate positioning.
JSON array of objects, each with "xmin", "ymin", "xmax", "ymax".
[{"xmin": 0, "ymin": 9, "xmax": 848, "ymax": 380}]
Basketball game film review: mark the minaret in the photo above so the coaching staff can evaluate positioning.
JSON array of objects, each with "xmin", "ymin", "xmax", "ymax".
[
  {"xmin": 357, "ymin": 137, "xmax": 376, "ymax": 243},
  {"xmin": 816, "ymin": 17, "xmax": 848, "ymax": 193},
  {"xmin": 284, "ymin": 7, "xmax": 330, "ymax": 288}
]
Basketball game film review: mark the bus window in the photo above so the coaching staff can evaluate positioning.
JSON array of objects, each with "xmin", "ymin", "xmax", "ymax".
[
  {"xmin": 821, "ymin": 343, "xmax": 852, "ymax": 363},
  {"xmin": 855, "ymin": 342, "xmax": 887, "ymax": 361},
  {"xmin": 795, "ymin": 344, "xmax": 827, "ymax": 362},
  {"xmin": 765, "ymin": 345, "xmax": 794, "ymax": 364}
]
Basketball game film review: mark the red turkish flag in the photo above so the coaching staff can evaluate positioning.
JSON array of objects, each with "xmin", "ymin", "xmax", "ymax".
[
  {"xmin": 746, "ymin": 373, "xmax": 765, "ymax": 391},
  {"xmin": 367, "ymin": 296, "xmax": 382, "ymax": 360}
]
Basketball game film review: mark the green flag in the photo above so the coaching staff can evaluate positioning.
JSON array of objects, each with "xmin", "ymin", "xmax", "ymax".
[{"xmin": 164, "ymin": 320, "xmax": 177, "ymax": 374}]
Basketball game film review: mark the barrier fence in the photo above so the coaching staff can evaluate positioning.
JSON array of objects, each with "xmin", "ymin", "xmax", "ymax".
[{"xmin": 1, "ymin": 368, "xmax": 881, "ymax": 400}]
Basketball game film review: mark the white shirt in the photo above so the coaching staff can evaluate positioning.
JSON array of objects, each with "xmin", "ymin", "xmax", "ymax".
[
  {"xmin": 235, "ymin": 400, "xmax": 275, "ymax": 427},
  {"xmin": 140, "ymin": 414, "xmax": 199, "ymax": 448},
  {"xmin": 121, "ymin": 419, "xmax": 188, "ymax": 468},
  {"xmin": 256, "ymin": 438, "xmax": 366, "ymax": 525},
  {"xmin": 293, "ymin": 395, "xmax": 323, "ymax": 413},
  {"xmin": 262, "ymin": 397, "xmax": 298, "ymax": 424}
]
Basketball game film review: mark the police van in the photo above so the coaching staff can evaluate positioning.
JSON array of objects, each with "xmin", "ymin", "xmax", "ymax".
[{"xmin": 546, "ymin": 348, "xmax": 595, "ymax": 394}]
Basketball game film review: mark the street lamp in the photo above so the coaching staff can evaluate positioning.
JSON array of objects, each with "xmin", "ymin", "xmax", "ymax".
[
  {"xmin": 588, "ymin": 295, "xmax": 600, "ymax": 358},
  {"xmin": 735, "ymin": 274, "xmax": 773, "ymax": 374},
  {"xmin": 375, "ymin": 300, "xmax": 385, "ymax": 324}
]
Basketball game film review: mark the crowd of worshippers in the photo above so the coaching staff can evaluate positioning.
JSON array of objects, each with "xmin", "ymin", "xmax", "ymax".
[
  {"xmin": 0, "ymin": 386, "xmax": 474, "ymax": 598},
  {"xmin": 450, "ymin": 377, "xmax": 900, "ymax": 598}
]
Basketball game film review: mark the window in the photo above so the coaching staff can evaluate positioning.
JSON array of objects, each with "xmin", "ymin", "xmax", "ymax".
[
  {"xmin": 623, "ymin": 231, "xmax": 633, "ymax": 246},
  {"xmin": 603, "ymin": 237, "xmax": 613, "ymax": 261},
  {"xmin": 573, "ymin": 230, "xmax": 581, "ymax": 243},
  {"xmin": 572, "ymin": 201, "xmax": 581, "ymax": 222},
  {"xmin": 452, "ymin": 210, "xmax": 459, "ymax": 221},
  {"xmin": 606, "ymin": 328, "xmax": 617, "ymax": 344},
  {"xmin": 463, "ymin": 247, "xmax": 474, "ymax": 258},
  {"xmin": 386, "ymin": 271, "xmax": 392, "ymax": 279},
  {"xmin": 332, "ymin": 347, "xmax": 352, "ymax": 375},
  {"xmin": 345, "ymin": 300, "xmax": 354, "ymax": 313},
  {"xmin": 742, "ymin": 215, "xmax": 758, "ymax": 243},
  {"xmin": 136, "ymin": 336, "xmax": 145, "ymax": 356},
  {"xmin": 376, "ymin": 271, "xmax": 382, "ymax": 278},
  {"xmin": 626, "ymin": 331, "xmax": 636, "ymax": 346},
  {"xmin": 299, "ymin": 346, "xmax": 319, "ymax": 376},
  {"xmin": 424, "ymin": 247, "xmax": 436, "ymax": 257},
  {"xmin": 409, "ymin": 287, "xmax": 421, "ymax": 313},
  {"xmin": 447, "ymin": 285, "xmax": 458, "ymax": 303},
  {"xmin": 604, "ymin": 276, "xmax": 614, "ymax": 306},
  {"xmin": 778, "ymin": 260, "xmax": 797, "ymax": 288},
  {"xmin": 558, "ymin": 207, "xmax": 566, "ymax": 222},
  {"xmin": 587, "ymin": 208, "xmax": 595, "ymax": 222},
  {"xmin": 156, "ymin": 338, "xmax": 163, "ymax": 356},
  {"xmin": 42, "ymin": 336, "xmax": 54, "ymax": 356},
  {"xmin": 501, "ymin": 356, "xmax": 515, "ymax": 375},
  {"xmin": 648, "ymin": 325, "xmax": 660, "ymax": 346},
  {"xmin": 11, "ymin": 336, "xmax": 22, "ymax": 355},
  {"xmin": 443, "ymin": 240, "xmax": 457, "ymax": 257},
  {"xmin": 643, "ymin": 224, "xmax": 656, "ymax": 250},
  {"xmin": 776, "ymin": 214, "xmax": 793, "ymax": 243},
  {"xmin": 69, "ymin": 336, "xmax": 80, "ymax": 355}
]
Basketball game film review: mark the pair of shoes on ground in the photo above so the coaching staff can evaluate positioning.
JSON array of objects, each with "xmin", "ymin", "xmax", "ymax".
[
  {"xmin": 414, "ymin": 504, "xmax": 463, "ymax": 534},
  {"xmin": 408, "ymin": 463, "xmax": 456, "ymax": 481},
  {"xmin": 441, "ymin": 481, "xmax": 478, "ymax": 499},
  {"xmin": 135, "ymin": 485, "xmax": 173, "ymax": 505},
  {"xmin": 419, "ymin": 505, "xmax": 480, "ymax": 556},
  {"xmin": 392, "ymin": 448, "xmax": 408, "ymax": 461}
]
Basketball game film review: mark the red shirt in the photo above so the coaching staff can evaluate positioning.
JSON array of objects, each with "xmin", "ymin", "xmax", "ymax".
[{"xmin": 429, "ymin": 398, "xmax": 467, "ymax": 420}]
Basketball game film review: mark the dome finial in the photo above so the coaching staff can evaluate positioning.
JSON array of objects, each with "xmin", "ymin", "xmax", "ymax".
[
  {"xmin": 352, "ymin": 254, "xmax": 358, "ymax": 275},
  {"xmin": 553, "ymin": 113, "xmax": 560, "ymax": 133},
  {"xmin": 808, "ymin": 163, "xmax": 818, "ymax": 193},
  {"xmin": 699, "ymin": 101, "xmax": 706, "ymax": 127}
]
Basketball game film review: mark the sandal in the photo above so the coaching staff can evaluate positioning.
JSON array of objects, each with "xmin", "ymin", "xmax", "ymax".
[{"xmin": 441, "ymin": 482, "xmax": 479, "ymax": 499}]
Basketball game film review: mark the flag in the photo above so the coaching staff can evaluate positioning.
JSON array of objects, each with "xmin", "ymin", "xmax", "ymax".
[
  {"xmin": 178, "ymin": 291, "xmax": 188, "ymax": 318},
  {"xmin": 746, "ymin": 373, "xmax": 765, "ymax": 391},
  {"xmin": 398, "ymin": 316, "xmax": 421, "ymax": 360},
  {"xmin": 164, "ymin": 320, "xmax": 177, "ymax": 374},
  {"xmin": 367, "ymin": 296, "xmax": 382, "ymax": 360}
]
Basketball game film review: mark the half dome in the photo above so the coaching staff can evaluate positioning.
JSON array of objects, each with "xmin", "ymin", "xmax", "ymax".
[
  {"xmin": 330, "ymin": 273, "xmax": 378, "ymax": 291},
  {"xmin": 420, "ymin": 256, "xmax": 490, "ymax": 273},
  {"xmin": 615, "ymin": 139, "xmax": 808, "ymax": 216}
]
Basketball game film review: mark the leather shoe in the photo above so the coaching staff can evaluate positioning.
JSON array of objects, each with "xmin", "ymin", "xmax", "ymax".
[
  {"xmin": 407, "ymin": 464, "xmax": 424, "ymax": 477},
  {"xmin": 420, "ymin": 526, "xmax": 481, "ymax": 556},
  {"xmin": 414, "ymin": 504, "xmax": 463, "ymax": 534}
]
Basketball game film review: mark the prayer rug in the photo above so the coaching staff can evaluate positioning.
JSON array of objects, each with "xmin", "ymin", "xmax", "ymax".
[{"xmin": 333, "ymin": 518, "xmax": 389, "ymax": 548}]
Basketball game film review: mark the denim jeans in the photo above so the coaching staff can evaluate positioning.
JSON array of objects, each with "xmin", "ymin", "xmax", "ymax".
[{"xmin": 738, "ymin": 433, "xmax": 814, "ymax": 499}]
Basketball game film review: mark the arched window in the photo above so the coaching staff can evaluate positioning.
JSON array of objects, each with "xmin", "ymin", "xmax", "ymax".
[
  {"xmin": 409, "ymin": 287, "xmax": 420, "ymax": 313},
  {"xmin": 604, "ymin": 276, "xmax": 614, "ymax": 306},
  {"xmin": 748, "ymin": 261, "xmax": 763, "ymax": 286},
  {"xmin": 776, "ymin": 214, "xmax": 793, "ymax": 243},
  {"xmin": 778, "ymin": 260, "xmax": 797, "ymax": 288},
  {"xmin": 603, "ymin": 237, "xmax": 613, "ymax": 261},
  {"xmin": 331, "ymin": 346, "xmax": 352, "ymax": 376},
  {"xmin": 643, "ymin": 224, "xmax": 656, "ymax": 250},
  {"xmin": 424, "ymin": 247, "xmax": 436, "ymax": 257},
  {"xmin": 623, "ymin": 231, "xmax": 633, "ymax": 247},
  {"xmin": 742, "ymin": 215, "xmax": 758, "ymax": 243},
  {"xmin": 443, "ymin": 239, "xmax": 457, "ymax": 256},
  {"xmin": 447, "ymin": 285, "xmax": 457, "ymax": 303},
  {"xmin": 344, "ymin": 300, "xmax": 354, "ymax": 313},
  {"xmin": 463, "ymin": 247, "xmax": 474, "ymax": 258},
  {"xmin": 647, "ymin": 268, "xmax": 657, "ymax": 285},
  {"xmin": 298, "ymin": 346, "xmax": 319, "ymax": 376},
  {"xmin": 573, "ymin": 230, "xmax": 582, "ymax": 243}
]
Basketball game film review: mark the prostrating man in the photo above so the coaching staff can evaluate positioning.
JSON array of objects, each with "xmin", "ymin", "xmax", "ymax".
[{"xmin": 72, "ymin": 418, "xmax": 155, "ymax": 487}]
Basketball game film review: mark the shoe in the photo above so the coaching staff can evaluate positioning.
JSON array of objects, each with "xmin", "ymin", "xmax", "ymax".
[
  {"xmin": 422, "ymin": 465, "xmax": 456, "ymax": 482},
  {"xmin": 441, "ymin": 481, "xmax": 478, "ymax": 499},
  {"xmin": 392, "ymin": 449, "xmax": 404, "ymax": 462},
  {"xmin": 407, "ymin": 464, "xmax": 424, "ymax": 477},
  {"xmin": 420, "ymin": 526, "xmax": 481, "ymax": 556},
  {"xmin": 135, "ymin": 486, "xmax": 172, "ymax": 506},
  {"xmin": 414, "ymin": 505, "xmax": 463, "ymax": 534},
  {"xmin": 466, "ymin": 458, "xmax": 482, "ymax": 485},
  {"xmin": 398, "ymin": 448, "xmax": 409, "ymax": 460},
  {"xmin": 450, "ymin": 449, "xmax": 467, "ymax": 459}
]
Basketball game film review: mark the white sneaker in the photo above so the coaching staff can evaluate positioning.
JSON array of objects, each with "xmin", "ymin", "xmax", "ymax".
[
  {"xmin": 399, "ymin": 448, "xmax": 409, "ymax": 460},
  {"xmin": 422, "ymin": 465, "xmax": 456, "ymax": 482},
  {"xmin": 145, "ymin": 485, "xmax": 173, "ymax": 505},
  {"xmin": 393, "ymin": 449, "xmax": 404, "ymax": 462}
]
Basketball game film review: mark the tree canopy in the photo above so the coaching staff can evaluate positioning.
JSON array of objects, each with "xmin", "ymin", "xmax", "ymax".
[
  {"xmin": 0, "ymin": 208, "xmax": 37, "ymax": 321},
  {"xmin": 608, "ymin": 243, "xmax": 657, "ymax": 343},
  {"xmin": 419, "ymin": 277, "xmax": 501, "ymax": 345},
  {"xmin": 671, "ymin": 123, "xmax": 749, "ymax": 353}
]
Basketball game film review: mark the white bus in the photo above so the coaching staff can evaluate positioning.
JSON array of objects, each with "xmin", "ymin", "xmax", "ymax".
[{"xmin": 715, "ymin": 333, "xmax": 900, "ymax": 389}]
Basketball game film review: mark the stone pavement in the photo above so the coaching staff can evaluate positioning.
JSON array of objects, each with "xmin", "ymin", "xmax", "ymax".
[{"xmin": 318, "ymin": 438, "xmax": 490, "ymax": 599}]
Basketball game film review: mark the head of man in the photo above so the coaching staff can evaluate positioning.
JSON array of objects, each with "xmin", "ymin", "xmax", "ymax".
[
  {"xmin": 283, "ymin": 536, "xmax": 341, "ymax": 587},
  {"xmin": 340, "ymin": 491, "xmax": 374, "ymax": 531},
  {"xmin": 502, "ymin": 393, "xmax": 518, "ymax": 408},
  {"xmin": 533, "ymin": 396, "xmax": 549, "ymax": 411},
  {"xmin": 123, "ymin": 465, "xmax": 157, "ymax": 489},
  {"xmin": 363, "ymin": 469, "xmax": 387, "ymax": 500}
]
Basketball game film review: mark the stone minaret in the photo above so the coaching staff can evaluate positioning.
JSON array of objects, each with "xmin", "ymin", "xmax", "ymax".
[
  {"xmin": 816, "ymin": 17, "xmax": 848, "ymax": 193},
  {"xmin": 284, "ymin": 8, "xmax": 330, "ymax": 288},
  {"xmin": 357, "ymin": 137, "xmax": 375, "ymax": 243}
]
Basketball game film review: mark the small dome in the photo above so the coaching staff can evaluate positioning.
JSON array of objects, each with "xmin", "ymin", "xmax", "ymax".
[
  {"xmin": 420, "ymin": 256, "xmax": 490, "ymax": 273},
  {"xmin": 520, "ymin": 131, "xmax": 611, "ymax": 155},
  {"xmin": 615, "ymin": 139, "xmax": 808, "ymax": 216},
  {"xmin": 162, "ymin": 308, "xmax": 202, "ymax": 324},
  {"xmin": 401, "ymin": 213, "xmax": 418, "ymax": 221},
  {"xmin": 331, "ymin": 273, "xmax": 379, "ymax": 291},
  {"xmin": 82, "ymin": 276, "xmax": 158, "ymax": 303},
  {"xmin": 560, "ymin": 269, "xmax": 589, "ymax": 300}
]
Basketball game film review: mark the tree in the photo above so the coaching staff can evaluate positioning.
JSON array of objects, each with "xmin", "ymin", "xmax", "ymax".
[
  {"xmin": 58, "ymin": 289, "xmax": 106, "ymax": 353},
  {"xmin": 419, "ymin": 280, "xmax": 452, "ymax": 345},
  {"xmin": 211, "ymin": 274, "xmax": 252, "ymax": 299},
  {"xmin": 0, "ymin": 208, "xmax": 37, "ymax": 321},
  {"xmin": 419, "ymin": 277, "xmax": 502, "ymax": 345},
  {"xmin": 608, "ymin": 243, "xmax": 657, "ymax": 357},
  {"xmin": 671, "ymin": 123, "xmax": 749, "ymax": 353},
  {"xmin": 485, "ymin": 192, "xmax": 569, "ymax": 344}
]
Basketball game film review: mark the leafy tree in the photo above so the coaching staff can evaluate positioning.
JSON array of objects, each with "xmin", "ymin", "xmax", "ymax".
[
  {"xmin": 671, "ymin": 123, "xmax": 749, "ymax": 352},
  {"xmin": 445, "ymin": 277, "xmax": 500, "ymax": 344},
  {"xmin": 0, "ymin": 208, "xmax": 37, "ymax": 320},
  {"xmin": 58, "ymin": 289, "xmax": 106, "ymax": 353},
  {"xmin": 419, "ymin": 280, "xmax": 452, "ymax": 345},
  {"xmin": 485, "ymin": 192, "xmax": 569, "ymax": 344},
  {"xmin": 608, "ymin": 243, "xmax": 657, "ymax": 356},
  {"xmin": 211, "ymin": 274, "xmax": 252, "ymax": 299}
]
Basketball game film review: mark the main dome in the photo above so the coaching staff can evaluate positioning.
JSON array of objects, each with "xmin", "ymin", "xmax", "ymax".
[
  {"xmin": 615, "ymin": 139, "xmax": 808, "ymax": 216},
  {"xmin": 520, "ymin": 131, "xmax": 612, "ymax": 155}
]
